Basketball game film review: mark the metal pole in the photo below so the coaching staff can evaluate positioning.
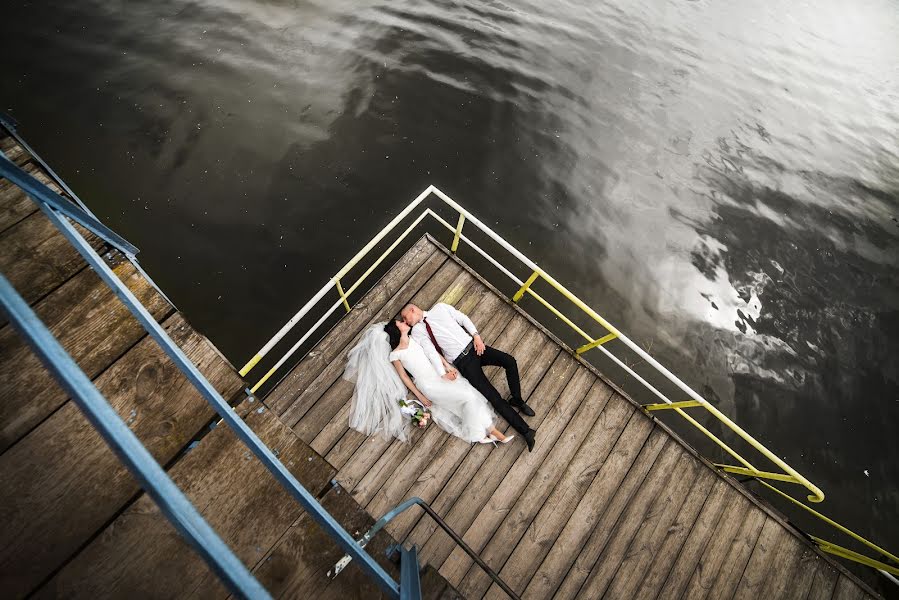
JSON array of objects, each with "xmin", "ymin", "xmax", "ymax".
[
  {"xmin": 0, "ymin": 153, "xmax": 138, "ymax": 255},
  {"xmin": 38, "ymin": 203, "xmax": 401, "ymax": 599},
  {"xmin": 0, "ymin": 274, "xmax": 271, "ymax": 600}
]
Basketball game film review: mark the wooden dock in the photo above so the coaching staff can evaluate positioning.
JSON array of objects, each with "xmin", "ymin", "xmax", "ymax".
[
  {"xmin": 264, "ymin": 235, "xmax": 881, "ymax": 600},
  {"xmin": 0, "ymin": 133, "xmax": 457, "ymax": 599},
  {"xmin": 0, "ymin": 127, "xmax": 881, "ymax": 599}
]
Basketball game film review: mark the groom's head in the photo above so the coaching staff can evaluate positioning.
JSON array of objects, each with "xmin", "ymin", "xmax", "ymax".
[{"xmin": 401, "ymin": 304, "xmax": 423, "ymax": 326}]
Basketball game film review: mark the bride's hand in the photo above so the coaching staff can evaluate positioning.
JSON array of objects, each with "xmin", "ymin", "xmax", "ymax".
[
  {"xmin": 442, "ymin": 368, "xmax": 458, "ymax": 381},
  {"xmin": 420, "ymin": 396, "xmax": 432, "ymax": 407}
]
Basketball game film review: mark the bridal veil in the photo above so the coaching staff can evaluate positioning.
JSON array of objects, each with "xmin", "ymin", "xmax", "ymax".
[{"xmin": 342, "ymin": 323, "xmax": 410, "ymax": 442}]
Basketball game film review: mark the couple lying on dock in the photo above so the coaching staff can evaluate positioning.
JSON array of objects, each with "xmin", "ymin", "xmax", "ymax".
[{"xmin": 344, "ymin": 302, "xmax": 538, "ymax": 451}]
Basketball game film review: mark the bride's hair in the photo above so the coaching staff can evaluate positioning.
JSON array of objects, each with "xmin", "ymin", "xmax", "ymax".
[{"xmin": 384, "ymin": 320, "xmax": 402, "ymax": 350}]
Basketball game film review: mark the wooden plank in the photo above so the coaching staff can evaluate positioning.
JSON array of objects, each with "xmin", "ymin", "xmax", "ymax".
[
  {"xmin": 434, "ymin": 233, "xmax": 883, "ymax": 600},
  {"xmin": 831, "ymin": 575, "xmax": 868, "ymax": 600},
  {"xmin": 438, "ymin": 367, "xmax": 598, "ymax": 593},
  {"xmin": 265, "ymin": 237, "xmax": 440, "ymax": 418},
  {"xmin": 709, "ymin": 512, "xmax": 774, "ymax": 599},
  {"xmin": 806, "ymin": 562, "xmax": 840, "ymax": 600},
  {"xmin": 759, "ymin": 531, "xmax": 812, "ymax": 599},
  {"xmin": 448, "ymin": 375, "xmax": 608, "ymax": 597},
  {"xmin": 0, "ymin": 313, "xmax": 242, "ymax": 598},
  {"xmin": 329, "ymin": 263, "xmax": 472, "ymax": 493},
  {"xmin": 677, "ymin": 495, "xmax": 764, "ymax": 600},
  {"xmin": 420, "ymin": 565, "xmax": 450, "ymax": 600},
  {"xmin": 278, "ymin": 244, "xmax": 450, "ymax": 429},
  {"xmin": 0, "ymin": 209, "xmax": 106, "ymax": 316},
  {"xmin": 552, "ymin": 433, "xmax": 677, "ymax": 599},
  {"xmin": 247, "ymin": 483, "xmax": 396, "ymax": 600},
  {"xmin": 647, "ymin": 477, "xmax": 732, "ymax": 600},
  {"xmin": 0, "ymin": 163, "xmax": 52, "ymax": 233},
  {"xmin": 359, "ymin": 280, "xmax": 518, "ymax": 514},
  {"xmin": 575, "ymin": 447, "xmax": 695, "ymax": 599},
  {"xmin": 0, "ymin": 135, "xmax": 31, "ymax": 166},
  {"xmin": 777, "ymin": 547, "xmax": 824, "ymax": 600},
  {"xmin": 0, "ymin": 252, "xmax": 173, "ymax": 453},
  {"xmin": 732, "ymin": 517, "xmax": 789, "ymax": 600},
  {"xmin": 402, "ymin": 352, "xmax": 580, "ymax": 569},
  {"xmin": 522, "ymin": 412, "xmax": 659, "ymax": 600},
  {"xmin": 602, "ymin": 462, "xmax": 715, "ymax": 600},
  {"xmin": 36, "ymin": 397, "xmax": 336, "ymax": 599},
  {"xmin": 380, "ymin": 316, "xmax": 557, "ymax": 543},
  {"xmin": 484, "ymin": 392, "xmax": 634, "ymax": 598},
  {"xmin": 631, "ymin": 472, "xmax": 723, "ymax": 600}
]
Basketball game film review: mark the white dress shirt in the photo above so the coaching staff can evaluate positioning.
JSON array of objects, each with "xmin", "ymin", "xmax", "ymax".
[{"xmin": 411, "ymin": 302, "xmax": 479, "ymax": 362}]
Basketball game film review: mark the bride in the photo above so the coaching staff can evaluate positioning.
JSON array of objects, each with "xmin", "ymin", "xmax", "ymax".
[{"xmin": 343, "ymin": 320, "xmax": 514, "ymax": 445}]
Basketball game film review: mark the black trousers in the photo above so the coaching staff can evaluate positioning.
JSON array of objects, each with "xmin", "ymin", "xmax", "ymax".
[{"xmin": 453, "ymin": 345, "xmax": 530, "ymax": 436}]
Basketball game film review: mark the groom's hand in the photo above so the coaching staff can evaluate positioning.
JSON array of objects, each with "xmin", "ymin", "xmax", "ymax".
[
  {"xmin": 473, "ymin": 334, "xmax": 486, "ymax": 356},
  {"xmin": 442, "ymin": 369, "xmax": 458, "ymax": 381}
]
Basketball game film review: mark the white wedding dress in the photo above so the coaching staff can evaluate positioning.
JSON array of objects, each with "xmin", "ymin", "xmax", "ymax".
[{"xmin": 389, "ymin": 337, "xmax": 496, "ymax": 443}]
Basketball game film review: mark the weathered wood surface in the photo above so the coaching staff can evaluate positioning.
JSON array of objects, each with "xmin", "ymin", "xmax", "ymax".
[
  {"xmin": 0, "ymin": 251, "xmax": 173, "ymax": 452},
  {"xmin": 265, "ymin": 236, "xmax": 879, "ymax": 600},
  {"xmin": 0, "ymin": 312, "xmax": 243, "ymax": 598},
  {"xmin": 445, "ymin": 369, "xmax": 599, "ymax": 597},
  {"xmin": 36, "ymin": 397, "xmax": 335, "ymax": 599},
  {"xmin": 248, "ymin": 483, "xmax": 398, "ymax": 600},
  {"xmin": 0, "ymin": 134, "xmax": 31, "ymax": 166},
  {"xmin": 0, "ymin": 162, "xmax": 58, "ymax": 233},
  {"xmin": 0, "ymin": 136, "xmax": 106, "ymax": 317},
  {"xmin": 0, "ymin": 209, "xmax": 106, "ymax": 316}
]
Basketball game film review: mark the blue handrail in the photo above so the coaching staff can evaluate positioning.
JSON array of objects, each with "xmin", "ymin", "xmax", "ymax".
[
  {"xmin": 1, "ymin": 132, "xmax": 416, "ymax": 598},
  {"xmin": 0, "ymin": 274, "xmax": 270, "ymax": 599},
  {"xmin": 334, "ymin": 497, "xmax": 521, "ymax": 600},
  {"xmin": 0, "ymin": 153, "xmax": 138, "ymax": 255},
  {"xmin": 0, "ymin": 115, "xmax": 175, "ymax": 307},
  {"xmin": 35, "ymin": 193, "xmax": 403, "ymax": 599}
]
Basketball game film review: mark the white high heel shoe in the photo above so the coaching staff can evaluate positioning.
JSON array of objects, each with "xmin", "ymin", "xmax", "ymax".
[{"xmin": 489, "ymin": 434, "xmax": 515, "ymax": 445}]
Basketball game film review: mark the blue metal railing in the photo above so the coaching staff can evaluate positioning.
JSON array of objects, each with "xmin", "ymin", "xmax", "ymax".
[
  {"xmin": 333, "ymin": 497, "xmax": 521, "ymax": 600},
  {"xmin": 0, "ymin": 131, "xmax": 418, "ymax": 598},
  {"xmin": 0, "ymin": 274, "xmax": 269, "ymax": 599},
  {"xmin": 0, "ymin": 112, "xmax": 173, "ymax": 306}
]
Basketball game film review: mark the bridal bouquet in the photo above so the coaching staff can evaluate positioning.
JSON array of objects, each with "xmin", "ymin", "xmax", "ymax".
[{"xmin": 399, "ymin": 398, "xmax": 431, "ymax": 429}]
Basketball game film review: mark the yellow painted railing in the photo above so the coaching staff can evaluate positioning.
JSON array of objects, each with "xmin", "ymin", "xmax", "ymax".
[{"xmin": 239, "ymin": 185, "xmax": 897, "ymax": 578}]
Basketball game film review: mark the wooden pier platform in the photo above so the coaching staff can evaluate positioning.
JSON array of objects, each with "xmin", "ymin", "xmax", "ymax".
[
  {"xmin": 0, "ymin": 128, "xmax": 881, "ymax": 599},
  {"xmin": 264, "ymin": 235, "xmax": 881, "ymax": 600},
  {"xmin": 0, "ymin": 133, "xmax": 457, "ymax": 599}
]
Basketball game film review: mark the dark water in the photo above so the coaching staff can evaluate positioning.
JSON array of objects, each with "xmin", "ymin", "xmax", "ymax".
[{"xmin": 4, "ymin": 0, "xmax": 898, "ymax": 588}]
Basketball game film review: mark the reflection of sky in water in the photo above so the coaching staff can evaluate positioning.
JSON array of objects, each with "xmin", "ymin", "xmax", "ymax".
[{"xmin": 3, "ymin": 0, "xmax": 898, "ymax": 585}]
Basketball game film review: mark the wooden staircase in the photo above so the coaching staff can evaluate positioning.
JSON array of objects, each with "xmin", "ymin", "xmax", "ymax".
[{"xmin": 0, "ymin": 132, "xmax": 459, "ymax": 599}]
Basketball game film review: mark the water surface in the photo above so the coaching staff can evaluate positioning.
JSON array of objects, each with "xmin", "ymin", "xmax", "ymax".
[{"xmin": 3, "ymin": 0, "xmax": 898, "ymax": 589}]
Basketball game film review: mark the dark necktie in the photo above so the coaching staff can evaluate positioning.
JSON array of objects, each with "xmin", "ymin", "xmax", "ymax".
[{"xmin": 423, "ymin": 317, "xmax": 445, "ymax": 356}]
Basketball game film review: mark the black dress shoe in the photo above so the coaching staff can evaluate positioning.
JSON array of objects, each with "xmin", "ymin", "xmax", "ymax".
[
  {"xmin": 524, "ymin": 429, "xmax": 536, "ymax": 452},
  {"xmin": 511, "ymin": 397, "xmax": 536, "ymax": 417}
]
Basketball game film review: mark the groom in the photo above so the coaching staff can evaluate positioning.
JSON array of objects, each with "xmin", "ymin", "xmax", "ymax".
[{"xmin": 402, "ymin": 302, "xmax": 537, "ymax": 451}]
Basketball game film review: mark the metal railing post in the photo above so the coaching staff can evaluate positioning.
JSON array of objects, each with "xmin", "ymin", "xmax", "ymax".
[
  {"xmin": 332, "ymin": 497, "xmax": 521, "ymax": 600},
  {"xmin": 399, "ymin": 545, "xmax": 422, "ymax": 600},
  {"xmin": 512, "ymin": 271, "xmax": 539, "ymax": 303},
  {"xmin": 450, "ymin": 213, "xmax": 465, "ymax": 253},
  {"xmin": 575, "ymin": 332, "xmax": 618, "ymax": 354},
  {"xmin": 335, "ymin": 279, "xmax": 352, "ymax": 313}
]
